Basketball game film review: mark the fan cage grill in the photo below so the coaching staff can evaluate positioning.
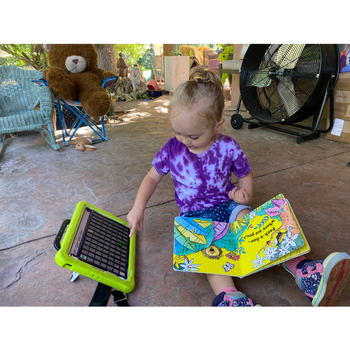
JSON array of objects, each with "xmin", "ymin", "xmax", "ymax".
[{"xmin": 241, "ymin": 44, "xmax": 322, "ymax": 122}]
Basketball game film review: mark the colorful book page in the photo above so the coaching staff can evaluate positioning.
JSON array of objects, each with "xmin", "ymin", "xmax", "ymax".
[{"xmin": 173, "ymin": 194, "xmax": 310, "ymax": 278}]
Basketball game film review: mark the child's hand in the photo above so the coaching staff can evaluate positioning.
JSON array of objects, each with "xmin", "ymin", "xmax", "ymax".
[
  {"xmin": 228, "ymin": 187, "xmax": 252, "ymax": 205},
  {"xmin": 127, "ymin": 207, "xmax": 144, "ymax": 237}
]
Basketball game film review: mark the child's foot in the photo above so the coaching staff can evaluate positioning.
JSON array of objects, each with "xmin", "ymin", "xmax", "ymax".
[
  {"xmin": 212, "ymin": 288, "xmax": 261, "ymax": 307},
  {"xmin": 293, "ymin": 252, "xmax": 350, "ymax": 306}
]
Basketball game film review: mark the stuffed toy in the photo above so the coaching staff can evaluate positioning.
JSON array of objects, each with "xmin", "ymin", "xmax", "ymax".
[
  {"xmin": 198, "ymin": 46, "xmax": 214, "ymax": 56},
  {"xmin": 69, "ymin": 137, "xmax": 96, "ymax": 151},
  {"xmin": 75, "ymin": 142, "xmax": 96, "ymax": 152},
  {"xmin": 42, "ymin": 44, "xmax": 116, "ymax": 118},
  {"xmin": 178, "ymin": 45, "xmax": 203, "ymax": 64},
  {"xmin": 69, "ymin": 136, "xmax": 92, "ymax": 146}
]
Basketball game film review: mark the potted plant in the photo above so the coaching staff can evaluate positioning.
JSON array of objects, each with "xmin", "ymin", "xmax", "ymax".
[{"xmin": 218, "ymin": 44, "xmax": 234, "ymax": 83}]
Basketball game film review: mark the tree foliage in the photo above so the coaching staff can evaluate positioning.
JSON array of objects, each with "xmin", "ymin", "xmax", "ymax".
[
  {"xmin": 0, "ymin": 43, "xmax": 222, "ymax": 73},
  {"xmin": 0, "ymin": 44, "xmax": 151, "ymax": 71},
  {"xmin": 137, "ymin": 47, "xmax": 154, "ymax": 70},
  {"xmin": 114, "ymin": 44, "xmax": 150, "ymax": 67},
  {"xmin": 0, "ymin": 44, "xmax": 49, "ymax": 71}
]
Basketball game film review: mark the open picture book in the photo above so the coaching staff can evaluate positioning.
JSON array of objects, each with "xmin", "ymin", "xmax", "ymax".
[{"xmin": 173, "ymin": 194, "xmax": 310, "ymax": 278}]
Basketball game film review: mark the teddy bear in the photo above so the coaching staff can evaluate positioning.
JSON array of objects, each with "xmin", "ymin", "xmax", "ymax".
[
  {"xmin": 42, "ymin": 44, "xmax": 116, "ymax": 118},
  {"xmin": 178, "ymin": 45, "xmax": 203, "ymax": 64},
  {"xmin": 69, "ymin": 136, "xmax": 92, "ymax": 146},
  {"xmin": 69, "ymin": 137, "xmax": 96, "ymax": 151},
  {"xmin": 75, "ymin": 142, "xmax": 96, "ymax": 152}
]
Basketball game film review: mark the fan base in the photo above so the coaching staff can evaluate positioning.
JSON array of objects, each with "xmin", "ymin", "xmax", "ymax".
[
  {"xmin": 232, "ymin": 74, "xmax": 336, "ymax": 144},
  {"xmin": 247, "ymin": 120, "xmax": 321, "ymax": 143}
]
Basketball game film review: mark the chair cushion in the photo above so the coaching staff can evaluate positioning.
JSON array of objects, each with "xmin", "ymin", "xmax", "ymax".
[
  {"xmin": 208, "ymin": 59, "xmax": 220, "ymax": 71},
  {"xmin": 209, "ymin": 53, "xmax": 220, "ymax": 60},
  {"xmin": 222, "ymin": 60, "xmax": 242, "ymax": 70}
]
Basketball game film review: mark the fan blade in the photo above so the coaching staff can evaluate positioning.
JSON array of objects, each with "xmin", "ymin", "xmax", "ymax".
[
  {"xmin": 277, "ymin": 75, "xmax": 300, "ymax": 117},
  {"xmin": 247, "ymin": 67, "xmax": 271, "ymax": 88},
  {"xmin": 273, "ymin": 44, "xmax": 306, "ymax": 69}
]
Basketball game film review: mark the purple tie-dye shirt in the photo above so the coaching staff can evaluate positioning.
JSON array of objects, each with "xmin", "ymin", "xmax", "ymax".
[{"xmin": 152, "ymin": 133, "xmax": 251, "ymax": 215}]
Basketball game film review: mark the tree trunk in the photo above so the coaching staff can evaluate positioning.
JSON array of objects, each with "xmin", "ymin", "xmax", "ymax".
[{"xmin": 95, "ymin": 44, "xmax": 118, "ymax": 75}]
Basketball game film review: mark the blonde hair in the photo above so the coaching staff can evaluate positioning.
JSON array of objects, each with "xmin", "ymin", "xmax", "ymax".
[{"xmin": 170, "ymin": 66, "xmax": 225, "ymax": 128}]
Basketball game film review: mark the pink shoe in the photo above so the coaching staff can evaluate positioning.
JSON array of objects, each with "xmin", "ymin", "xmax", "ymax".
[
  {"xmin": 294, "ymin": 252, "xmax": 350, "ymax": 306},
  {"xmin": 212, "ymin": 288, "xmax": 261, "ymax": 307}
]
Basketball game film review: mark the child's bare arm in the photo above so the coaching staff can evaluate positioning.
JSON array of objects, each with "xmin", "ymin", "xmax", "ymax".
[
  {"xmin": 228, "ymin": 170, "xmax": 254, "ymax": 206},
  {"xmin": 127, "ymin": 166, "xmax": 163, "ymax": 237}
]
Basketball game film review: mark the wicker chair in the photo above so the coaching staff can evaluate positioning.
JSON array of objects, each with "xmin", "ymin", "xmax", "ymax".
[{"xmin": 0, "ymin": 65, "xmax": 59, "ymax": 155}]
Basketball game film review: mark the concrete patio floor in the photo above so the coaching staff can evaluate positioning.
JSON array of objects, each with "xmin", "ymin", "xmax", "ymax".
[{"xmin": 1, "ymin": 94, "xmax": 350, "ymax": 307}]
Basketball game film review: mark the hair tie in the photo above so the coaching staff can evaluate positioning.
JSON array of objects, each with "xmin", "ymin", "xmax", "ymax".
[{"xmin": 194, "ymin": 78, "xmax": 210, "ymax": 84}]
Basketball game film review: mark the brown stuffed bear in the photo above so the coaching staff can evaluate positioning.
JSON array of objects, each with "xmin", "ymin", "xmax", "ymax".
[
  {"xmin": 75, "ymin": 142, "xmax": 96, "ymax": 151},
  {"xmin": 43, "ymin": 44, "xmax": 116, "ymax": 118},
  {"xmin": 68, "ymin": 137, "xmax": 96, "ymax": 151},
  {"xmin": 68, "ymin": 136, "xmax": 92, "ymax": 146}
]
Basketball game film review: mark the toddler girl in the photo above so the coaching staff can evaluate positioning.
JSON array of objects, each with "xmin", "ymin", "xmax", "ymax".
[{"xmin": 127, "ymin": 66, "xmax": 350, "ymax": 306}]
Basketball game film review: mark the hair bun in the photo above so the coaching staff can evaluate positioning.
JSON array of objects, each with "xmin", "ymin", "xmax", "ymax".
[
  {"xmin": 189, "ymin": 66, "xmax": 223, "ymax": 91},
  {"xmin": 170, "ymin": 64, "xmax": 225, "ymax": 128},
  {"xmin": 194, "ymin": 78, "xmax": 210, "ymax": 84}
]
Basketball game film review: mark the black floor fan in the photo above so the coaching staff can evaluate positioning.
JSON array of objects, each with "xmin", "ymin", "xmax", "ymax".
[{"xmin": 231, "ymin": 44, "xmax": 339, "ymax": 143}]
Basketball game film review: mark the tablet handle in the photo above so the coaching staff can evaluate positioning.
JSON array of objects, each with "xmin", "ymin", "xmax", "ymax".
[{"xmin": 54, "ymin": 219, "xmax": 71, "ymax": 251}]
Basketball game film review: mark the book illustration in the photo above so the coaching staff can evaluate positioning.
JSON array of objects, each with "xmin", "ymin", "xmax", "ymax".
[
  {"xmin": 174, "ymin": 217, "xmax": 214, "ymax": 254},
  {"xmin": 177, "ymin": 256, "xmax": 201, "ymax": 272},
  {"xmin": 173, "ymin": 194, "xmax": 309, "ymax": 277},
  {"xmin": 223, "ymin": 261, "xmax": 235, "ymax": 272}
]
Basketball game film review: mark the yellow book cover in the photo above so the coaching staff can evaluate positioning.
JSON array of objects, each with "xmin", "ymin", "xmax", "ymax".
[{"xmin": 173, "ymin": 194, "xmax": 310, "ymax": 278}]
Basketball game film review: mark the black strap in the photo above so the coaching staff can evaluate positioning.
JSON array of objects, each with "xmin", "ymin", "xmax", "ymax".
[
  {"xmin": 111, "ymin": 290, "xmax": 129, "ymax": 306},
  {"xmin": 88, "ymin": 283, "xmax": 129, "ymax": 306},
  {"xmin": 89, "ymin": 283, "xmax": 112, "ymax": 306}
]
